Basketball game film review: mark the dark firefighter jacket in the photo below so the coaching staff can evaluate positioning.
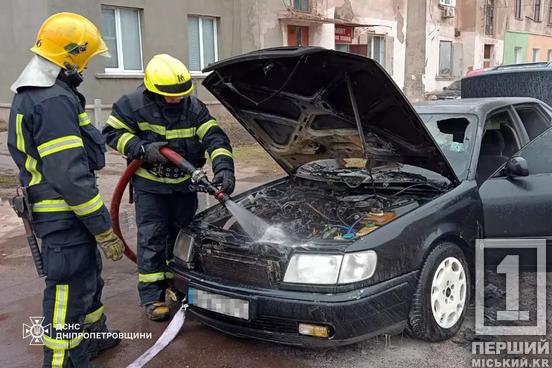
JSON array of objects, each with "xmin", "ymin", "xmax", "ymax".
[
  {"xmin": 7, "ymin": 76, "xmax": 112, "ymax": 239},
  {"xmin": 102, "ymin": 86, "xmax": 234, "ymax": 194}
]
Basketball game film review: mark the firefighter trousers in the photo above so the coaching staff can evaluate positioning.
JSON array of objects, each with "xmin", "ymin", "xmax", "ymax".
[
  {"xmin": 41, "ymin": 224, "xmax": 104, "ymax": 368},
  {"xmin": 135, "ymin": 188, "xmax": 198, "ymax": 305}
]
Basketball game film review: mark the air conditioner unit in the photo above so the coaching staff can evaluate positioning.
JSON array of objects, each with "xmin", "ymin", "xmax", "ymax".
[
  {"xmin": 442, "ymin": 6, "xmax": 456, "ymax": 18},
  {"xmin": 439, "ymin": 0, "xmax": 456, "ymax": 6}
]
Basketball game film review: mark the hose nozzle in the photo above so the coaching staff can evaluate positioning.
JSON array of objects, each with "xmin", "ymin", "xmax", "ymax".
[
  {"xmin": 214, "ymin": 190, "xmax": 229, "ymax": 203},
  {"xmin": 159, "ymin": 147, "xmax": 230, "ymax": 204}
]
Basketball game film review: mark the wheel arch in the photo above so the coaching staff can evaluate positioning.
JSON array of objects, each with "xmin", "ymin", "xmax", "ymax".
[{"xmin": 416, "ymin": 226, "xmax": 475, "ymax": 274}]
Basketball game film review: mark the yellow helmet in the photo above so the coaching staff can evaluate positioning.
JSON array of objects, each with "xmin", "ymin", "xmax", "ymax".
[
  {"xmin": 31, "ymin": 12, "xmax": 109, "ymax": 72},
  {"xmin": 144, "ymin": 54, "xmax": 194, "ymax": 97}
]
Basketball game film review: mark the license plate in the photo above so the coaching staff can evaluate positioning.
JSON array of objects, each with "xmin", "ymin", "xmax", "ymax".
[{"xmin": 187, "ymin": 287, "xmax": 250, "ymax": 320}]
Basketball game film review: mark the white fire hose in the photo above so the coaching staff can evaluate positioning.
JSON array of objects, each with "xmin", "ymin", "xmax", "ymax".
[{"xmin": 127, "ymin": 304, "xmax": 188, "ymax": 368}]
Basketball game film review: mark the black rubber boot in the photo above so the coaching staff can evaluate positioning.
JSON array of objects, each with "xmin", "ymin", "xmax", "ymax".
[{"xmin": 85, "ymin": 314, "xmax": 121, "ymax": 359}]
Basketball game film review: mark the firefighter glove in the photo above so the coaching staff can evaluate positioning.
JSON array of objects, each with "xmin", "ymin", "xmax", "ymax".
[
  {"xmin": 212, "ymin": 169, "xmax": 235, "ymax": 195},
  {"xmin": 95, "ymin": 228, "xmax": 124, "ymax": 261},
  {"xmin": 141, "ymin": 142, "xmax": 168, "ymax": 164}
]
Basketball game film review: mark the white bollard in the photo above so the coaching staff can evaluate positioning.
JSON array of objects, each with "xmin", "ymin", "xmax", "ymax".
[{"xmin": 93, "ymin": 98, "xmax": 102, "ymax": 129}]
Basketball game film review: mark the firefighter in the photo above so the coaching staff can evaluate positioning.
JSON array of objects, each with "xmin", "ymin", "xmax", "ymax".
[
  {"xmin": 103, "ymin": 54, "xmax": 235, "ymax": 321},
  {"xmin": 7, "ymin": 13, "xmax": 124, "ymax": 367}
]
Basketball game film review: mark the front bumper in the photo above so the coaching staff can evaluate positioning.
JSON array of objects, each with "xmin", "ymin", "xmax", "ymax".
[{"xmin": 170, "ymin": 261, "xmax": 418, "ymax": 347}]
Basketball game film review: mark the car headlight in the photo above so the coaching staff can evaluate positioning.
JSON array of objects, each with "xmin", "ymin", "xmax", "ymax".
[
  {"xmin": 283, "ymin": 254, "xmax": 342, "ymax": 284},
  {"xmin": 173, "ymin": 230, "xmax": 195, "ymax": 267},
  {"xmin": 283, "ymin": 250, "xmax": 377, "ymax": 285},
  {"xmin": 338, "ymin": 251, "xmax": 377, "ymax": 284}
]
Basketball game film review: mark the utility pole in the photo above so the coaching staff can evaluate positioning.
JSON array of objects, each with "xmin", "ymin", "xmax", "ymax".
[{"xmin": 404, "ymin": 0, "xmax": 427, "ymax": 101}]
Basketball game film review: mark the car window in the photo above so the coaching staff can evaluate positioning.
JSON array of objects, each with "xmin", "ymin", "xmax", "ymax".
[
  {"xmin": 512, "ymin": 127, "xmax": 552, "ymax": 175},
  {"xmin": 419, "ymin": 113, "xmax": 477, "ymax": 180},
  {"xmin": 447, "ymin": 80, "xmax": 460, "ymax": 90},
  {"xmin": 514, "ymin": 104, "xmax": 551, "ymax": 140},
  {"xmin": 477, "ymin": 110, "xmax": 521, "ymax": 181}
]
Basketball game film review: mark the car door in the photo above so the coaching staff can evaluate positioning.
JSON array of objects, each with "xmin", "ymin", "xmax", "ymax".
[
  {"xmin": 511, "ymin": 102, "xmax": 552, "ymax": 140},
  {"xmin": 475, "ymin": 108, "xmax": 525, "ymax": 183},
  {"xmin": 479, "ymin": 126, "xmax": 552, "ymax": 240}
]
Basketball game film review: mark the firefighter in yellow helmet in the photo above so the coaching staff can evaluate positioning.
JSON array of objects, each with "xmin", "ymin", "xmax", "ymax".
[
  {"xmin": 8, "ymin": 12, "xmax": 124, "ymax": 367},
  {"xmin": 103, "ymin": 54, "xmax": 235, "ymax": 320}
]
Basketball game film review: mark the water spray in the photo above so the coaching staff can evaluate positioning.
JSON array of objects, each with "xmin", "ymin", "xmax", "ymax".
[
  {"xmin": 110, "ymin": 148, "xmax": 286, "ymax": 367},
  {"xmin": 157, "ymin": 148, "xmax": 278, "ymax": 242},
  {"xmin": 110, "ymin": 147, "xmax": 232, "ymax": 264}
]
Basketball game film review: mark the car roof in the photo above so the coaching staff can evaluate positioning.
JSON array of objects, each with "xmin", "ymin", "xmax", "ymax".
[
  {"xmin": 414, "ymin": 97, "xmax": 544, "ymax": 116},
  {"xmin": 491, "ymin": 61, "xmax": 552, "ymax": 71}
]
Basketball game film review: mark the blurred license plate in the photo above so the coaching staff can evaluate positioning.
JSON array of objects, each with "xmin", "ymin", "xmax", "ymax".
[{"xmin": 187, "ymin": 288, "xmax": 249, "ymax": 320}]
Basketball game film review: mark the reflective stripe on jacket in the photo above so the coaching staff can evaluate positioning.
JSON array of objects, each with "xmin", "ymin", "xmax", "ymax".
[
  {"xmin": 7, "ymin": 78, "xmax": 111, "ymax": 237},
  {"xmin": 102, "ymin": 86, "xmax": 234, "ymax": 194}
]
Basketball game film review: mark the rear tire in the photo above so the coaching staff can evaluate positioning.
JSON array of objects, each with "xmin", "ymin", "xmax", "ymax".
[{"xmin": 407, "ymin": 242, "xmax": 470, "ymax": 341}]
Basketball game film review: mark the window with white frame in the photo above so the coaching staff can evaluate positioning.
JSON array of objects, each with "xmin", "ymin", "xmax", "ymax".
[
  {"xmin": 101, "ymin": 6, "xmax": 143, "ymax": 72},
  {"xmin": 293, "ymin": 0, "xmax": 310, "ymax": 12},
  {"xmin": 439, "ymin": 0, "xmax": 456, "ymax": 7},
  {"xmin": 439, "ymin": 41, "xmax": 453, "ymax": 76},
  {"xmin": 533, "ymin": 48, "xmax": 541, "ymax": 61},
  {"xmin": 188, "ymin": 15, "xmax": 218, "ymax": 73},
  {"xmin": 514, "ymin": 47, "xmax": 523, "ymax": 63},
  {"xmin": 515, "ymin": 0, "xmax": 522, "ymax": 19},
  {"xmin": 534, "ymin": 0, "xmax": 542, "ymax": 21},
  {"xmin": 485, "ymin": 0, "xmax": 494, "ymax": 35},
  {"xmin": 370, "ymin": 36, "xmax": 385, "ymax": 66}
]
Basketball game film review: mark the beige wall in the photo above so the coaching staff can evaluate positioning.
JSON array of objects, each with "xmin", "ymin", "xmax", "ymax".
[
  {"xmin": 505, "ymin": 0, "xmax": 552, "ymax": 36},
  {"xmin": 527, "ymin": 34, "xmax": 552, "ymax": 61},
  {"xmin": 424, "ymin": 0, "xmax": 504, "ymax": 95}
]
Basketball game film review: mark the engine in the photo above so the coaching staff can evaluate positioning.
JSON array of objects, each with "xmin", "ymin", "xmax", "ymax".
[{"xmin": 204, "ymin": 178, "xmax": 424, "ymax": 242}]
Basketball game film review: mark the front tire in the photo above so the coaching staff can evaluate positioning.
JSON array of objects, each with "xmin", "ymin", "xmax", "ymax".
[{"xmin": 408, "ymin": 242, "xmax": 470, "ymax": 341}]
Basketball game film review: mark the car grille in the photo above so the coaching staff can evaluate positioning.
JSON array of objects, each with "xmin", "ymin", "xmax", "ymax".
[
  {"xmin": 197, "ymin": 248, "xmax": 282, "ymax": 288},
  {"xmin": 193, "ymin": 308, "xmax": 298, "ymax": 334}
]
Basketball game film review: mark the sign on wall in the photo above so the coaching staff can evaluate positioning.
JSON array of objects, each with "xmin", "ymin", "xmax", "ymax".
[{"xmin": 335, "ymin": 25, "xmax": 353, "ymax": 44}]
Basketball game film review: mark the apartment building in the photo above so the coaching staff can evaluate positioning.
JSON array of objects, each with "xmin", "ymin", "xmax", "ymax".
[
  {"xmin": 3, "ymin": 0, "xmax": 552, "ymax": 118},
  {"xmin": 0, "ymin": 0, "xmax": 410, "ymax": 123}
]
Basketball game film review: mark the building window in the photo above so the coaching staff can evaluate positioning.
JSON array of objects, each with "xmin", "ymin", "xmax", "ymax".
[
  {"xmin": 287, "ymin": 25, "xmax": 309, "ymax": 46},
  {"xmin": 292, "ymin": 0, "xmax": 310, "ymax": 12},
  {"xmin": 335, "ymin": 44, "xmax": 349, "ymax": 52},
  {"xmin": 485, "ymin": 0, "xmax": 494, "ymax": 35},
  {"xmin": 484, "ymin": 44, "xmax": 494, "ymax": 68},
  {"xmin": 101, "ymin": 6, "xmax": 143, "ymax": 72},
  {"xmin": 533, "ymin": 48, "xmax": 541, "ymax": 61},
  {"xmin": 548, "ymin": 1, "xmax": 552, "ymax": 24},
  {"xmin": 514, "ymin": 46, "xmax": 523, "ymax": 63},
  {"xmin": 439, "ymin": 40, "xmax": 453, "ymax": 76},
  {"xmin": 534, "ymin": 0, "xmax": 542, "ymax": 21},
  {"xmin": 548, "ymin": 49, "xmax": 552, "ymax": 61},
  {"xmin": 370, "ymin": 36, "xmax": 385, "ymax": 66},
  {"xmin": 187, "ymin": 16, "xmax": 218, "ymax": 73},
  {"xmin": 515, "ymin": 0, "xmax": 522, "ymax": 19},
  {"xmin": 336, "ymin": 44, "xmax": 369, "ymax": 57}
]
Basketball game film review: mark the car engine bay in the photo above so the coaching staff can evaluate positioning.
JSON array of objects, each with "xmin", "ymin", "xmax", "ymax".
[{"xmin": 195, "ymin": 175, "xmax": 443, "ymax": 244}]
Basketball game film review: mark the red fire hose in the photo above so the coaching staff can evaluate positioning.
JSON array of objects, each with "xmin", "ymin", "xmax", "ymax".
[
  {"xmin": 109, "ymin": 147, "xmax": 194, "ymax": 263},
  {"xmin": 110, "ymin": 159, "xmax": 141, "ymax": 263}
]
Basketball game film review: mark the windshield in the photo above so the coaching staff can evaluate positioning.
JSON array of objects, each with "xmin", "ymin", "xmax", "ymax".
[
  {"xmin": 418, "ymin": 113, "xmax": 477, "ymax": 179},
  {"xmin": 447, "ymin": 80, "xmax": 461, "ymax": 90}
]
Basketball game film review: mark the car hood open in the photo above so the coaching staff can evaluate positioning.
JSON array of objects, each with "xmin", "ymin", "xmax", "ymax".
[{"xmin": 202, "ymin": 47, "xmax": 458, "ymax": 183}]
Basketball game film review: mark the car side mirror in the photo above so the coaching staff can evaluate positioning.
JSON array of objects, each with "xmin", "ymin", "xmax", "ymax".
[{"xmin": 503, "ymin": 156, "xmax": 529, "ymax": 177}]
